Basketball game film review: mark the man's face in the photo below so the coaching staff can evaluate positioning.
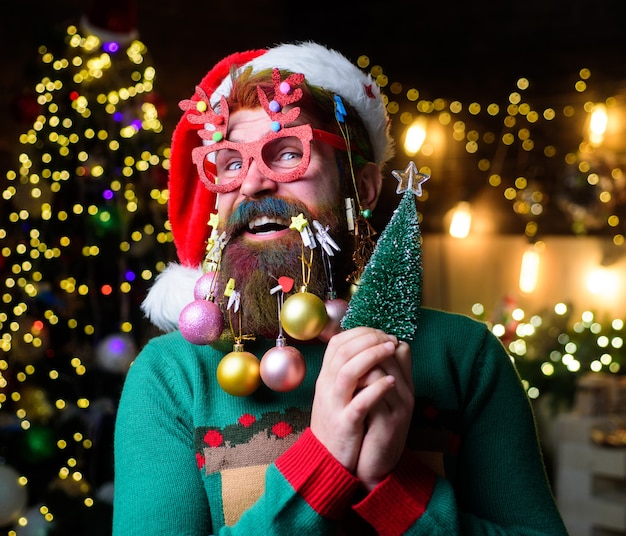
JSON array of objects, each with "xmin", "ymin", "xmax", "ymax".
[
  {"xmin": 215, "ymin": 108, "xmax": 342, "ymax": 234},
  {"xmin": 214, "ymin": 108, "xmax": 351, "ymax": 339}
]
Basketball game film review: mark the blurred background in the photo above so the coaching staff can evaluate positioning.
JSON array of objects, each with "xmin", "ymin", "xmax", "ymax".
[{"xmin": 1, "ymin": 1, "xmax": 625, "ymax": 534}]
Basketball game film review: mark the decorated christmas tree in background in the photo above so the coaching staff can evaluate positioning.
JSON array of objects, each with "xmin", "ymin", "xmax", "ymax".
[{"xmin": 0, "ymin": 4, "xmax": 172, "ymax": 533}]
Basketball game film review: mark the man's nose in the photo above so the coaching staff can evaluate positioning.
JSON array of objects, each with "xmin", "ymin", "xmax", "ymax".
[{"xmin": 238, "ymin": 158, "xmax": 278, "ymax": 198}]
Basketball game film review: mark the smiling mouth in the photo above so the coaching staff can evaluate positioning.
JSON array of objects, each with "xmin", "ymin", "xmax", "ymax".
[{"xmin": 247, "ymin": 216, "xmax": 291, "ymax": 236}]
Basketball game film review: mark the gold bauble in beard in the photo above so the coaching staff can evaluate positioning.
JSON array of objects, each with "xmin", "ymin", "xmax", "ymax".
[
  {"xmin": 280, "ymin": 291, "xmax": 328, "ymax": 341},
  {"xmin": 216, "ymin": 344, "xmax": 261, "ymax": 396}
]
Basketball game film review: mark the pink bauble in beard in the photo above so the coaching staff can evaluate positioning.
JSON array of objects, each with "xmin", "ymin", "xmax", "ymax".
[
  {"xmin": 194, "ymin": 271, "xmax": 219, "ymax": 300},
  {"xmin": 317, "ymin": 298, "xmax": 349, "ymax": 342},
  {"xmin": 179, "ymin": 299, "xmax": 224, "ymax": 345},
  {"xmin": 260, "ymin": 342, "xmax": 306, "ymax": 392}
]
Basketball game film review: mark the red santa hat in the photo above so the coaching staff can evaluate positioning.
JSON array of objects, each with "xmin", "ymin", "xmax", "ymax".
[{"xmin": 143, "ymin": 42, "xmax": 394, "ymax": 331}]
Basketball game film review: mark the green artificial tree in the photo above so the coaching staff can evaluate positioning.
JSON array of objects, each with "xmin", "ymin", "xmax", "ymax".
[{"xmin": 342, "ymin": 180, "xmax": 425, "ymax": 341}]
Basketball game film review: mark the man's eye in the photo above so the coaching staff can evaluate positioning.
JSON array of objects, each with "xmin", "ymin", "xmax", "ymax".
[
  {"xmin": 216, "ymin": 149, "xmax": 243, "ymax": 174},
  {"xmin": 264, "ymin": 137, "xmax": 304, "ymax": 169},
  {"xmin": 278, "ymin": 148, "xmax": 302, "ymax": 161},
  {"xmin": 225, "ymin": 159, "xmax": 243, "ymax": 171}
]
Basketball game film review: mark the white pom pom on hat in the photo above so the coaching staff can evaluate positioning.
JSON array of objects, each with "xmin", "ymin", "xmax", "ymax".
[{"xmin": 142, "ymin": 41, "xmax": 394, "ymax": 331}]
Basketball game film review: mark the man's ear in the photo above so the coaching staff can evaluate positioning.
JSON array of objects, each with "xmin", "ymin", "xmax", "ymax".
[{"xmin": 356, "ymin": 162, "xmax": 383, "ymax": 211}]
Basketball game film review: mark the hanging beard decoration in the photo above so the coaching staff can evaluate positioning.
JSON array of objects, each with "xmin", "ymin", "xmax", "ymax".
[
  {"xmin": 217, "ymin": 342, "xmax": 261, "ymax": 396},
  {"xmin": 260, "ymin": 339, "xmax": 307, "ymax": 391},
  {"xmin": 215, "ymin": 283, "xmax": 262, "ymax": 397},
  {"xmin": 260, "ymin": 277, "xmax": 306, "ymax": 392},
  {"xmin": 278, "ymin": 214, "xmax": 330, "ymax": 341},
  {"xmin": 281, "ymin": 289, "xmax": 328, "ymax": 341},
  {"xmin": 318, "ymin": 297, "xmax": 349, "ymax": 343},
  {"xmin": 313, "ymin": 218, "xmax": 348, "ymax": 343},
  {"xmin": 179, "ymin": 219, "xmax": 227, "ymax": 346},
  {"xmin": 178, "ymin": 296, "xmax": 224, "ymax": 345}
]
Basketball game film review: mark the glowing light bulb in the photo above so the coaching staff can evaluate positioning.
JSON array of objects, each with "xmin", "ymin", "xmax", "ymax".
[
  {"xmin": 449, "ymin": 201, "xmax": 471, "ymax": 238},
  {"xmin": 586, "ymin": 267, "xmax": 619, "ymax": 295},
  {"xmin": 403, "ymin": 118, "xmax": 427, "ymax": 155},
  {"xmin": 589, "ymin": 103, "xmax": 607, "ymax": 146},
  {"xmin": 519, "ymin": 246, "xmax": 541, "ymax": 294}
]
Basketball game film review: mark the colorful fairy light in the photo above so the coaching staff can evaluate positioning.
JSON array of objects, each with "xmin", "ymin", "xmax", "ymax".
[{"xmin": 0, "ymin": 22, "xmax": 174, "ymax": 530}]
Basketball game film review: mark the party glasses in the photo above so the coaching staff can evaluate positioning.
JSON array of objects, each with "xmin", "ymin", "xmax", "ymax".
[{"xmin": 192, "ymin": 123, "xmax": 362, "ymax": 194}]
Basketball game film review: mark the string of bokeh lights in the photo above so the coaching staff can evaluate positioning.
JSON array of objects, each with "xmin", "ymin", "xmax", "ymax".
[{"xmin": 357, "ymin": 54, "xmax": 625, "ymax": 246}]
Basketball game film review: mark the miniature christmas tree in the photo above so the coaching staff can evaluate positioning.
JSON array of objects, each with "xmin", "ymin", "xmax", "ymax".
[{"xmin": 342, "ymin": 188, "xmax": 424, "ymax": 341}]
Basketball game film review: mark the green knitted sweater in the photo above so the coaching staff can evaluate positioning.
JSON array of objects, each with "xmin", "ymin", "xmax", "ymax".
[{"xmin": 113, "ymin": 307, "xmax": 568, "ymax": 535}]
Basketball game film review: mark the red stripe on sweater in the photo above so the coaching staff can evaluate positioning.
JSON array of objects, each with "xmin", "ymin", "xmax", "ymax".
[
  {"xmin": 352, "ymin": 450, "xmax": 437, "ymax": 535},
  {"xmin": 275, "ymin": 427, "xmax": 359, "ymax": 520}
]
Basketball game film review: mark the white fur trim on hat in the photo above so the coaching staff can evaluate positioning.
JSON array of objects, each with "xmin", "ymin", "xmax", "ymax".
[
  {"xmin": 141, "ymin": 262, "xmax": 203, "ymax": 332},
  {"xmin": 211, "ymin": 42, "xmax": 395, "ymax": 166}
]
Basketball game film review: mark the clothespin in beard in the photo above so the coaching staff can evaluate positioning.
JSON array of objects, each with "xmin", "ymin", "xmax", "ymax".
[
  {"xmin": 270, "ymin": 276, "xmax": 295, "ymax": 298},
  {"xmin": 313, "ymin": 220, "xmax": 340, "ymax": 257},
  {"xmin": 226, "ymin": 288, "xmax": 241, "ymax": 314},
  {"xmin": 345, "ymin": 198, "xmax": 356, "ymax": 232},
  {"xmin": 203, "ymin": 213, "xmax": 228, "ymax": 272},
  {"xmin": 207, "ymin": 230, "xmax": 227, "ymax": 259}
]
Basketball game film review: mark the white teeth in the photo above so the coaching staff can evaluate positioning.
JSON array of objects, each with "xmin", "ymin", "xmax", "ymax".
[{"xmin": 248, "ymin": 216, "xmax": 289, "ymax": 230}]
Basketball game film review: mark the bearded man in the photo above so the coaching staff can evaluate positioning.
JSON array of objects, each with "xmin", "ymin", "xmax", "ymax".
[{"xmin": 113, "ymin": 42, "xmax": 568, "ymax": 536}]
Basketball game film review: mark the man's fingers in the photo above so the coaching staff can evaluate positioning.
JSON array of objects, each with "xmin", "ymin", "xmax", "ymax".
[{"xmin": 349, "ymin": 375, "xmax": 396, "ymax": 421}]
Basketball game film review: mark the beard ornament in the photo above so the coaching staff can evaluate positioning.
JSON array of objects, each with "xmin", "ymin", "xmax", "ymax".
[{"xmin": 260, "ymin": 276, "xmax": 306, "ymax": 391}]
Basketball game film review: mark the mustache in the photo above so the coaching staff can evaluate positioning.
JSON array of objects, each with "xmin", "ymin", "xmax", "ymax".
[{"xmin": 224, "ymin": 197, "xmax": 313, "ymax": 235}]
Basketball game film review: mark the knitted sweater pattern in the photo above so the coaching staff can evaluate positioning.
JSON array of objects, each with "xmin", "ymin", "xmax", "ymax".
[{"xmin": 113, "ymin": 307, "xmax": 568, "ymax": 535}]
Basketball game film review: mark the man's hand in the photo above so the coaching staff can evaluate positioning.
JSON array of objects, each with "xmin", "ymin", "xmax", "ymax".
[
  {"xmin": 310, "ymin": 327, "xmax": 399, "ymax": 473},
  {"xmin": 356, "ymin": 341, "xmax": 414, "ymax": 491}
]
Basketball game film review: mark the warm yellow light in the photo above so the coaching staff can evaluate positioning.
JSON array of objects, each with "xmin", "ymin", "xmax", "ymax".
[
  {"xmin": 589, "ymin": 103, "xmax": 607, "ymax": 145},
  {"xmin": 519, "ymin": 246, "xmax": 541, "ymax": 294},
  {"xmin": 403, "ymin": 118, "xmax": 427, "ymax": 155},
  {"xmin": 449, "ymin": 201, "xmax": 471, "ymax": 238},
  {"xmin": 586, "ymin": 267, "xmax": 619, "ymax": 295}
]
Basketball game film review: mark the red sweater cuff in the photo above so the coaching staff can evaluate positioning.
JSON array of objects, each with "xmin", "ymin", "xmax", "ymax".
[
  {"xmin": 352, "ymin": 450, "xmax": 437, "ymax": 536},
  {"xmin": 276, "ymin": 427, "xmax": 360, "ymax": 520}
]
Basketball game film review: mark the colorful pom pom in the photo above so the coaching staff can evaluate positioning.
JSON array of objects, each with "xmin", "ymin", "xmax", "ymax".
[{"xmin": 269, "ymin": 100, "xmax": 281, "ymax": 113}]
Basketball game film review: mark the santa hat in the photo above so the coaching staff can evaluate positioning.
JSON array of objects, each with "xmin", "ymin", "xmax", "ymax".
[{"xmin": 143, "ymin": 42, "xmax": 394, "ymax": 331}]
